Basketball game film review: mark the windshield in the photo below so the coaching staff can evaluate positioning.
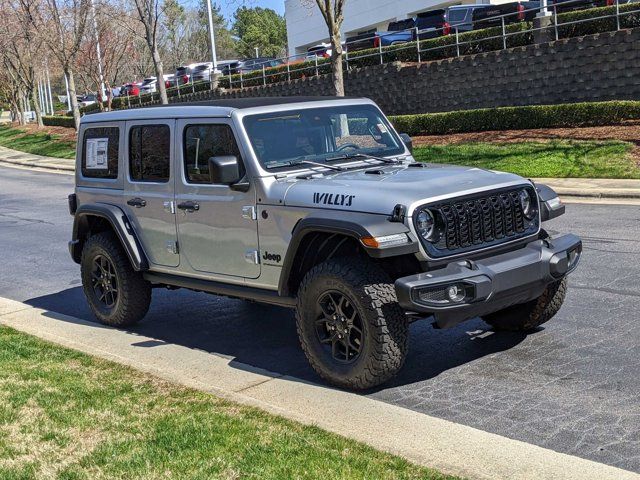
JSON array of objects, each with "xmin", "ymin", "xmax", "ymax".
[{"xmin": 243, "ymin": 104, "xmax": 405, "ymax": 171}]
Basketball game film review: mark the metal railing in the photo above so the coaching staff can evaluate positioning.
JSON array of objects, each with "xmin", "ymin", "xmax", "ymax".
[{"xmin": 114, "ymin": 0, "xmax": 639, "ymax": 104}]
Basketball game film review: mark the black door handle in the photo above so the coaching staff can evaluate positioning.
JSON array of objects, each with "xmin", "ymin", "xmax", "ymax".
[
  {"xmin": 177, "ymin": 201, "xmax": 199, "ymax": 212},
  {"xmin": 127, "ymin": 197, "xmax": 146, "ymax": 208}
]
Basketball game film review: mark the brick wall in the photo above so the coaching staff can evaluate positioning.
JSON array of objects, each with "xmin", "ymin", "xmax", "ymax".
[{"xmin": 166, "ymin": 28, "xmax": 640, "ymax": 115}]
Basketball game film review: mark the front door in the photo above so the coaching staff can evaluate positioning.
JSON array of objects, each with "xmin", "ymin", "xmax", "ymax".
[
  {"xmin": 174, "ymin": 119, "xmax": 260, "ymax": 278},
  {"xmin": 123, "ymin": 119, "xmax": 179, "ymax": 268}
]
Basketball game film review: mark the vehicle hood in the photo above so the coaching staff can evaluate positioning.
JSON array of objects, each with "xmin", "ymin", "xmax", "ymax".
[{"xmin": 280, "ymin": 163, "xmax": 531, "ymax": 215}]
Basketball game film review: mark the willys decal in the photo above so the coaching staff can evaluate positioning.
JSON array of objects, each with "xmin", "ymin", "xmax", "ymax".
[{"xmin": 313, "ymin": 192, "xmax": 356, "ymax": 207}]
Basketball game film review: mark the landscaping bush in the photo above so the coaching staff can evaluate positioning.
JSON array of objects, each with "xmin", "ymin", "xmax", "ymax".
[
  {"xmin": 43, "ymin": 115, "xmax": 76, "ymax": 128},
  {"xmin": 389, "ymin": 100, "xmax": 640, "ymax": 135},
  {"xmin": 557, "ymin": 3, "xmax": 640, "ymax": 38}
]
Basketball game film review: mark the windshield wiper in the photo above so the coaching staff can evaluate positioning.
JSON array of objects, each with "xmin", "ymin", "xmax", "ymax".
[
  {"xmin": 326, "ymin": 152, "xmax": 402, "ymax": 165},
  {"xmin": 269, "ymin": 158, "xmax": 346, "ymax": 171}
]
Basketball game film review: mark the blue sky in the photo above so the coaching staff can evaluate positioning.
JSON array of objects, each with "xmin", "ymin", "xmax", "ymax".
[{"xmin": 217, "ymin": 0, "xmax": 286, "ymax": 22}]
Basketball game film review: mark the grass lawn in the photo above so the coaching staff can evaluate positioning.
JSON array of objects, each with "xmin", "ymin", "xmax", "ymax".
[
  {"xmin": 0, "ymin": 326, "xmax": 457, "ymax": 480},
  {"xmin": 0, "ymin": 126, "xmax": 76, "ymax": 159},
  {"xmin": 413, "ymin": 140, "xmax": 640, "ymax": 178}
]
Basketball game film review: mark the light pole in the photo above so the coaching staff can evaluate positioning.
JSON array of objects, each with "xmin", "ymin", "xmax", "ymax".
[
  {"xmin": 205, "ymin": 0, "xmax": 219, "ymax": 74},
  {"xmin": 89, "ymin": 0, "xmax": 107, "ymax": 100}
]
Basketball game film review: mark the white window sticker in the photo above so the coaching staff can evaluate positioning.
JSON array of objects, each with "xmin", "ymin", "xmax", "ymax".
[
  {"xmin": 85, "ymin": 138, "xmax": 109, "ymax": 169},
  {"xmin": 376, "ymin": 123, "xmax": 388, "ymax": 134}
]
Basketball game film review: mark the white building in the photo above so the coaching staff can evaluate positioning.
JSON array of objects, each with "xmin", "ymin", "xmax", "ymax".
[{"xmin": 285, "ymin": 0, "xmax": 502, "ymax": 56}]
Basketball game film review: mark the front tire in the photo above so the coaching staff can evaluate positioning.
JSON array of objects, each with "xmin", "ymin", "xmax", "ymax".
[
  {"xmin": 296, "ymin": 258, "xmax": 408, "ymax": 390},
  {"xmin": 483, "ymin": 278, "xmax": 567, "ymax": 332},
  {"xmin": 81, "ymin": 231, "xmax": 151, "ymax": 328}
]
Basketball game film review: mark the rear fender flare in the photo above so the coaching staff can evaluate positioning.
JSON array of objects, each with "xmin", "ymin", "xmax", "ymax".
[{"xmin": 70, "ymin": 203, "xmax": 148, "ymax": 271}]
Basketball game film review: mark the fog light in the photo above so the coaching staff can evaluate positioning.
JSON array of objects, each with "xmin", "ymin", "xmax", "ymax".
[
  {"xmin": 415, "ymin": 283, "xmax": 470, "ymax": 306},
  {"xmin": 446, "ymin": 284, "xmax": 465, "ymax": 303}
]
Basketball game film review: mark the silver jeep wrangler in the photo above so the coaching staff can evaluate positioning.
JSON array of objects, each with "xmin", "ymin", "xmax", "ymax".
[{"xmin": 68, "ymin": 97, "xmax": 582, "ymax": 389}]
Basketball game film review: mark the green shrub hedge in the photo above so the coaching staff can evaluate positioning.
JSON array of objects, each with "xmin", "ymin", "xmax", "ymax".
[
  {"xmin": 557, "ymin": 3, "xmax": 640, "ymax": 38},
  {"xmin": 43, "ymin": 115, "xmax": 76, "ymax": 128},
  {"xmin": 389, "ymin": 101, "xmax": 640, "ymax": 135}
]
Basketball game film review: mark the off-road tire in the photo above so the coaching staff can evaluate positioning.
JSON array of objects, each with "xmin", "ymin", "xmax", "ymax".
[
  {"xmin": 81, "ymin": 231, "xmax": 151, "ymax": 328},
  {"xmin": 483, "ymin": 278, "xmax": 567, "ymax": 332},
  {"xmin": 296, "ymin": 258, "xmax": 409, "ymax": 390}
]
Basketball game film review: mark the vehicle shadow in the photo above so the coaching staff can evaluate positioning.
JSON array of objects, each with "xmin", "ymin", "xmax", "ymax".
[{"xmin": 25, "ymin": 286, "xmax": 529, "ymax": 389}]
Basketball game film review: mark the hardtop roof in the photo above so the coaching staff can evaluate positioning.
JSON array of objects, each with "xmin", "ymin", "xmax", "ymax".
[{"xmin": 80, "ymin": 96, "xmax": 371, "ymax": 124}]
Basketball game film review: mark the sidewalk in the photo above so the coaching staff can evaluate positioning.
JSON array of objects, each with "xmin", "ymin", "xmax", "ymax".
[
  {"xmin": 1, "ymin": 145, "xmax": 639, "ymax": 199},
  {"xmin": 1, "ymin": 296, "xmax": 638, "ymax": 480},
  {"xmin": 0, "ymin": 145, "xmax": 74, "ymax": 173}
]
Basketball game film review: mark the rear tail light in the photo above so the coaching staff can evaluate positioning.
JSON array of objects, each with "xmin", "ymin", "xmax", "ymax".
[
  {"xmin": 182, "ymin": 74, "xmax": 189, "ymax": 84},
  {"xmin": 165, "ymin": 80, "xmax": 170, "ymax": 88},
  {"xmin": 606, "ymin": 0, "xmax": 614, "ymax": 5},
  {"xmin": 442, "ymin": 22, "xmax": 451, "ymax": 35},
  {"xmin": 373, "ymin": 36, "xmax": 380, "ymax": 48},
  {"xmin": 518, "ymin": 4, "xmax": 525, "ymax": 20}
]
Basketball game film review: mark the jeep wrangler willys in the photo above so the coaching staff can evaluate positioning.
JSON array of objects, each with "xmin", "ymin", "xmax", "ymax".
[{"xmin": 68, "ymin": 97, "xmax": 581, "ymax": 389}]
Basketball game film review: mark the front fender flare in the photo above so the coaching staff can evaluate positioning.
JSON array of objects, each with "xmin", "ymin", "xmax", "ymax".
[
  {"xmin": 70, "ymin": 203, "xmax": 149, "ymax": 271},
  {"xmin": 277, "ymin": 211, "xmax": 418, "ymax": 296}
]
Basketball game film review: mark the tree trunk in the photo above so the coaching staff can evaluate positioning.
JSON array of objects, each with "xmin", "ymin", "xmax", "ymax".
[
  {"xmin": 329, "ymin": 29, "xmax": 345, "ymax": 96},
  {"xmin": 30, "ymin": 87, "xmax": 44, "ymax": 127},
  {"xmin": 18, "ymin": 92, "xmax": 26, "ymax": 125},
  {"xmin": 66, "ymin": 67, "xmax": 82, "ymax": 130},
  {"xmin": 151, "ymin": 46, "xmax": 168, "ymax": 104}
]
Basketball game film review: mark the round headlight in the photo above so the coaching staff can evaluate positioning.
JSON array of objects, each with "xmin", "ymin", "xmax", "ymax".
[
  {"xmin": 519, "ymin": 189, "xmax": 535, "ymax": 219},
  {"xmin": 416, "ymin": 209, "xmax": 435, "ymax": 241}
]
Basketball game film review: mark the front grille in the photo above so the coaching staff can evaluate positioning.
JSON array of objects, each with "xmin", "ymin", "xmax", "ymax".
[{"xmin": 418, "ymin": 186, "xmax": 539, "ymax": 258}]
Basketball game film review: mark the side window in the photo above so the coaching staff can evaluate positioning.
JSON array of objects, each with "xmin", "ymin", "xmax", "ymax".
[
  {"xmin": 129, "ymin": 124, "xmax": 170, "ymax": 183},
  {"xmin": 183, "ymin": 124, "xmax": 243, "ymax": 184},
  {"xmin": 82, "ymin": 126, "xmax": 119, "ymax": 179}
]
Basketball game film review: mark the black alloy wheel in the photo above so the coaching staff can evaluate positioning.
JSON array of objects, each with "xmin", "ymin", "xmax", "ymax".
[
  {"xmin": 91, "ymin": 254, "xmax": 119, "ymax": 309},
  {"xmin": 315, "ymin": 291, "xmax": 364, "ymax": 364}
]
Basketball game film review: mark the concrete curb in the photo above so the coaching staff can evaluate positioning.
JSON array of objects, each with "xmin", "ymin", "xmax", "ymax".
[
  {"xmin": 1, "ymin": 297, "xmax": 638, "ymax": 480},
  {"xmin": 0, "ymin": 157, "xmax": 74, "ymax": 173}
]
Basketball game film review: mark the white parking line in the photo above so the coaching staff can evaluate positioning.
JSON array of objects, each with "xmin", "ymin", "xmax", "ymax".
[{"xmin": 0, "ymin": 297, "xmax": 637, "ymax": 480}]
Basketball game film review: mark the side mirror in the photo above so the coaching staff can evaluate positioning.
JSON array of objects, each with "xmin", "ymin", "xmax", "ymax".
[
  {"xmin": 399, "ymin": 133, "xmax": 413, "ymax": 154},
  {"xmin": 208, "ymin": 155, "xmax": 241, "ymax": 185}
]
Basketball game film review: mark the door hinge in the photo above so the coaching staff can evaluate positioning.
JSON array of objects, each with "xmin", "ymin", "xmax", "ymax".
[
  {"xmin": 166, "ymin": 240, "xmax": 179, "ymax": 255},
  {"xmin": 163, "ymin": 201, "xmax": 176, "ymax": 214},
  {"xmin": 242, "ymin": 206, "xmax": 257, "ymax": 220},
  {"xmin": 244, "ymin": 249, "xmax": 259, "ymax": 265}
]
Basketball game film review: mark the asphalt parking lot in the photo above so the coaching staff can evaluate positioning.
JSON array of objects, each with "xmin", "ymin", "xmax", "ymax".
[{"xmin": 1, "ymin": 165, "xmax": 638, "ymax": 473}]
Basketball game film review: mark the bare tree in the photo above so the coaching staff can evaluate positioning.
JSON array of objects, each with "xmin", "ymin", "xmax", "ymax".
[
  {"xmin": 36, "ymin": 0, "xmax": 90, "ymax": 129},
  {"xmin": 132, "ymin": 0, "xmax": 169, "ymax": 104},
  {"xmin": 0, "ymin": 0, "xmax": 47, "ymax": 126},
  {"xmin": 309, "ymin": 0, "xmax": 346, "ymax": 96}
]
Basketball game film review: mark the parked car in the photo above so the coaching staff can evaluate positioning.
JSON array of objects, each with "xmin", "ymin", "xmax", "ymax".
[
  {"xmin": 122, "ymin": 83, "xmax": 140, "ymax": 97},
  {"xmin": 77, "ymin": 94, "xmax": 97, "ymax": 108},
  {"xmin": 139, "ymin": 77, "xmax": 157, "ymax": 94},
  {"xmin": 471, "ymin": 1, "xmax": 540, "ymax": 29},
  {"xmin": 306, "ymin": 43, "xmax": 332, "ymax": 60},
  {"xmin": 68, "ymin": 96, "xmax": 581, "ymax": 391},
  {"xmin": 190, "ymin": 62, "xmax": 213, "ymax": 82},
  {"xmin": 415, "ymin": 9, "xmax": 451, "ymax": 39},
  {"xmin": 175, "ymin": 65, "xmax": 192, "ymax": 85},
  {"xmin": 240, "ymin": 57, "xmax": 284, "ymax": 72},
  {"xmin": 445, "ymin": 4, "xmax": 493, "ymax": 32},
  {"xmin": 218, "ymin": 60, "xmax": 242, "ymax": 76}
]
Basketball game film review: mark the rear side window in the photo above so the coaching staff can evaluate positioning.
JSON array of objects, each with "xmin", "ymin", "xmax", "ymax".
[
  {"xmin": 183, "ymin": 124, "xmax": 242, "ymax": 184},
  {"xmin": 129, "ymin": 125, "xmax": 170, "ymax": 183},
  {"xmin": 81, "ymin": 127, "xmax": 119, "ymax": 179}
]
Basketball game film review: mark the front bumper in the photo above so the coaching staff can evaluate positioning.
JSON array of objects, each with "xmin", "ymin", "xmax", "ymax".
[{"xmin": 395, "ymin": 234, "xmax": 582, "ymax": 328}]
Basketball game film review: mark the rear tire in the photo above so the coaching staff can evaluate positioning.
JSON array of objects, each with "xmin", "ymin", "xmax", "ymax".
[
  {"xmin": 81, "ymin": 231, "xmax": 151, "ymax": 328},
  {"xmin": 296, "ymin": 258, "xmax": 408, "ymax": 390},
  {"xmin": 483, "ymin": 278, "xmax": 567, "ymax": 332}
]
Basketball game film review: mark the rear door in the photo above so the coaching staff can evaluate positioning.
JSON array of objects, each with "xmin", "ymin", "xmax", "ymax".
[{"xmin": 123, "ymin": 119, "xmax": 179, "ymax": 268}]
